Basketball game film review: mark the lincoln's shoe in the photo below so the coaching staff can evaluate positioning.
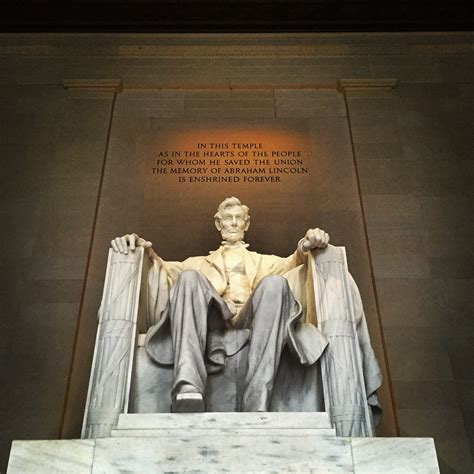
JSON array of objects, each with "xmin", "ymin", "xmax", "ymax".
[{"xmin": 171, "ymin": 384, "xmax": 205, "ymax": 413}]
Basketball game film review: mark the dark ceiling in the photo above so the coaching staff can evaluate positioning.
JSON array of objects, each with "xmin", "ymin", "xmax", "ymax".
[{"xmin": 1, "ymin": 0, "xmax": 472, "ymax": 32}]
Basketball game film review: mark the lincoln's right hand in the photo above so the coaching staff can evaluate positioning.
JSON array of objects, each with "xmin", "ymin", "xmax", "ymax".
[{"xmin": 111, "ymin": 233, "xmax": 152, "ymax": 254}]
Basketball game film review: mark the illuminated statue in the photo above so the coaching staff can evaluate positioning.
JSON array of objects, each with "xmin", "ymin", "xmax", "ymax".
[
  {"xmin": 83, "ymin": 197, "xmax": 381, "ymax": 439},
  {"xmin": 112, "ymin": 197, "xmax": 330, "ymax": 412}
]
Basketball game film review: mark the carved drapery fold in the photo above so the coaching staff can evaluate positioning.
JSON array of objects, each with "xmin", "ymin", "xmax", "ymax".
[
  {"xmin": 82, "ymin": 247, "xmax": 145, "ymax": 438},
  {"xmin": 311, "ymin": 246, "xmax": 375, "ymax": 437}
]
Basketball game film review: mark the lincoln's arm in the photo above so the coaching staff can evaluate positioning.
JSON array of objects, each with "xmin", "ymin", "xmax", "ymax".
[{"xmin": 263, "ymin": 228, "xmax": 330, "ymax": 275}]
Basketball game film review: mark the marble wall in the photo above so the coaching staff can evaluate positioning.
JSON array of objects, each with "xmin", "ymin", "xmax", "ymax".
[
  {"xmin": 346, "ymin": 81, "xmax": 473, "ymax": 473},
  {"xmin": 0, "ymin": 33, "xmax": 472, "ymax": 473},
  {"xmin": 0, "ymin": 82, "xmax": 114, "ymax": 470}
]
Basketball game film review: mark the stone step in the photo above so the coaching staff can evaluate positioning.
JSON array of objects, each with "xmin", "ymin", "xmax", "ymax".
[
  {"xmin": 116, "ymin": 412, "xmax": 333, "ymax": 432},
  {"xmin": 111, "ymin": 427, "xmax": 337, "ymax": 437},
  {"xmin": 7, "ymin": 436, "xmax": 440, "ymax": 473},
  {"xmin": 100, "ymin": 435, "xmax": 352, "ymax": 472}
]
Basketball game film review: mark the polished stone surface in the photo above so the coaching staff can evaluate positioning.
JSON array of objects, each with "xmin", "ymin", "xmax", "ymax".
[
  {"xmin": 7, "ymin": 439, "xmax": 95, "ymax": 474},
  {"xmin": 110, "ymin": 427, "xmax": 337, "ymax": 437},
  {"xmin": 352, "ymin": 438, "xmax": 439, "ymax": 473},
  {"xmin": 112, "ymin": 411, "xmax": 336, "ymax": 438},
  {"xmin": 116, "ymin": 411, "xmax": 333, "ymax": 430},
  {"xmin": 8, "ymin": 432, "xmax": 440, "ymax": 473},
  {"xmin": 92, "ymin": 435, "xmax": 353, "ymax": 473}
]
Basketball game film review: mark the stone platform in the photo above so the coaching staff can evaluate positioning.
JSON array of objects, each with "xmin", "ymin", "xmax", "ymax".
[{"xmin": 8, "ymin": 413, "xmax": 439, "ymax": 473}]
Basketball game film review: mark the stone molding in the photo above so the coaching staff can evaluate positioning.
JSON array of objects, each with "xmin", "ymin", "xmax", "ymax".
[
  {"xmin": 0, "ymin": 32, "xmax": 471, "ymax": 58},
  {"xmin": 60, "ymin": 79, "xmax": 399, "ymax": 92},
  {"xmin": 337, "ymin": 78, "xmax": 398, "ymax": 92},
  {"xmin": 62, "ymin": 79, "xmax": 123, "ymax": 92}
]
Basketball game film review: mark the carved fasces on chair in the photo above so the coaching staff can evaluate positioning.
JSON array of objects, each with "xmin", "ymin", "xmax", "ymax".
[
  {"xmin": 82, "ymin": 247, "xmax": 145, "ymax": 438},
  {"xmin": 311, "ymin": 245, "xmax": 375, "ymax": 437}
]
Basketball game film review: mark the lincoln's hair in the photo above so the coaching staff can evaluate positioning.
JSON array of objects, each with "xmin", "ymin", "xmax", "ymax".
[{"xmin": 214, "ymin": 197, "xmax": 250, "ymax": 223}]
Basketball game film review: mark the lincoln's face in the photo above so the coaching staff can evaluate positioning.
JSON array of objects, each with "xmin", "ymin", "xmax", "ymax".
[{"xmin": 216, "ymin": 205, "xmax": 250, "ymax": 243}]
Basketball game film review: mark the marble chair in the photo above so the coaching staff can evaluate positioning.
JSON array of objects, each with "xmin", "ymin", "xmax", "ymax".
[{"xmin": 82, "ymin": 245, "xmax": 379, "ymax": 439}]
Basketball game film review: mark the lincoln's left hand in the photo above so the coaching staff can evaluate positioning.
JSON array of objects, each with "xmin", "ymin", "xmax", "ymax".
[{"xmin": 301, "ymin": 228, "xmax": 330, "ymax": 252}]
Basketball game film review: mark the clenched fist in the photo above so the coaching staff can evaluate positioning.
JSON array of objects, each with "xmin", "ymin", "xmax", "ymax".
[{"xmin": 300, "ymin": 228, "xmax": 330, "ymax": 252}]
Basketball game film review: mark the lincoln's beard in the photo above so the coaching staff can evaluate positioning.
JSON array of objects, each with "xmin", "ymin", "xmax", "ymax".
[{"xmin": 221, "ymin": 229, "xmax": 245, "ymax": 244}]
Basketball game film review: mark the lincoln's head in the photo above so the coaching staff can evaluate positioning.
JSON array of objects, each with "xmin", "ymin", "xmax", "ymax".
[{"xmin": 214, "ymin": 197, "xmax": 250, "ymax": 244}]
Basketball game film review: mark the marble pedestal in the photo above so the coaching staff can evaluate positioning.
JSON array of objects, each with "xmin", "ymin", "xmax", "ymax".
[{"xmin": 8, "ymin": 412, "xmax": 439, "ymax": 473}]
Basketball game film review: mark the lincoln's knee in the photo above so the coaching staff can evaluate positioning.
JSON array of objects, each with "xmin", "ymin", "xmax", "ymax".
[
  {"xmin": 257, "ymin": 275, "xmax": 289, "ymax": 295},
  {"xmin": 176, "ymin": 269, "xmax": 204, "ymax": 288}
]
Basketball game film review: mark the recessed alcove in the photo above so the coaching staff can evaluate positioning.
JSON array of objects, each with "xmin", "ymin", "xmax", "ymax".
[{"xmin": 61, "ymin": 85, "xmax": 397, "ymax": 439}]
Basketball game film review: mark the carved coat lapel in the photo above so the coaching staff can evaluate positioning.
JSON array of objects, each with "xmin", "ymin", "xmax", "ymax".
[{"xmin": 204, "ymin": 248, "xmax": 227, "ymax": 294}]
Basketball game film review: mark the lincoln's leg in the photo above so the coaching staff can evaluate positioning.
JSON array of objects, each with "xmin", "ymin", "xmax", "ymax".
[
  {"xmin": 169, "ymin": 269, "xmax": 228, "ymax": 411},
  {"xmin": 242, "ymin": 275, "xmax": 298, "ymax": 411}
]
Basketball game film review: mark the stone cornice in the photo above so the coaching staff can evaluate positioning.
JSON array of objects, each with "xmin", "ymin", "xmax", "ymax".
[{"xmin": 0, "ymin": 32, "xmax": 471, "ymax": 58}]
